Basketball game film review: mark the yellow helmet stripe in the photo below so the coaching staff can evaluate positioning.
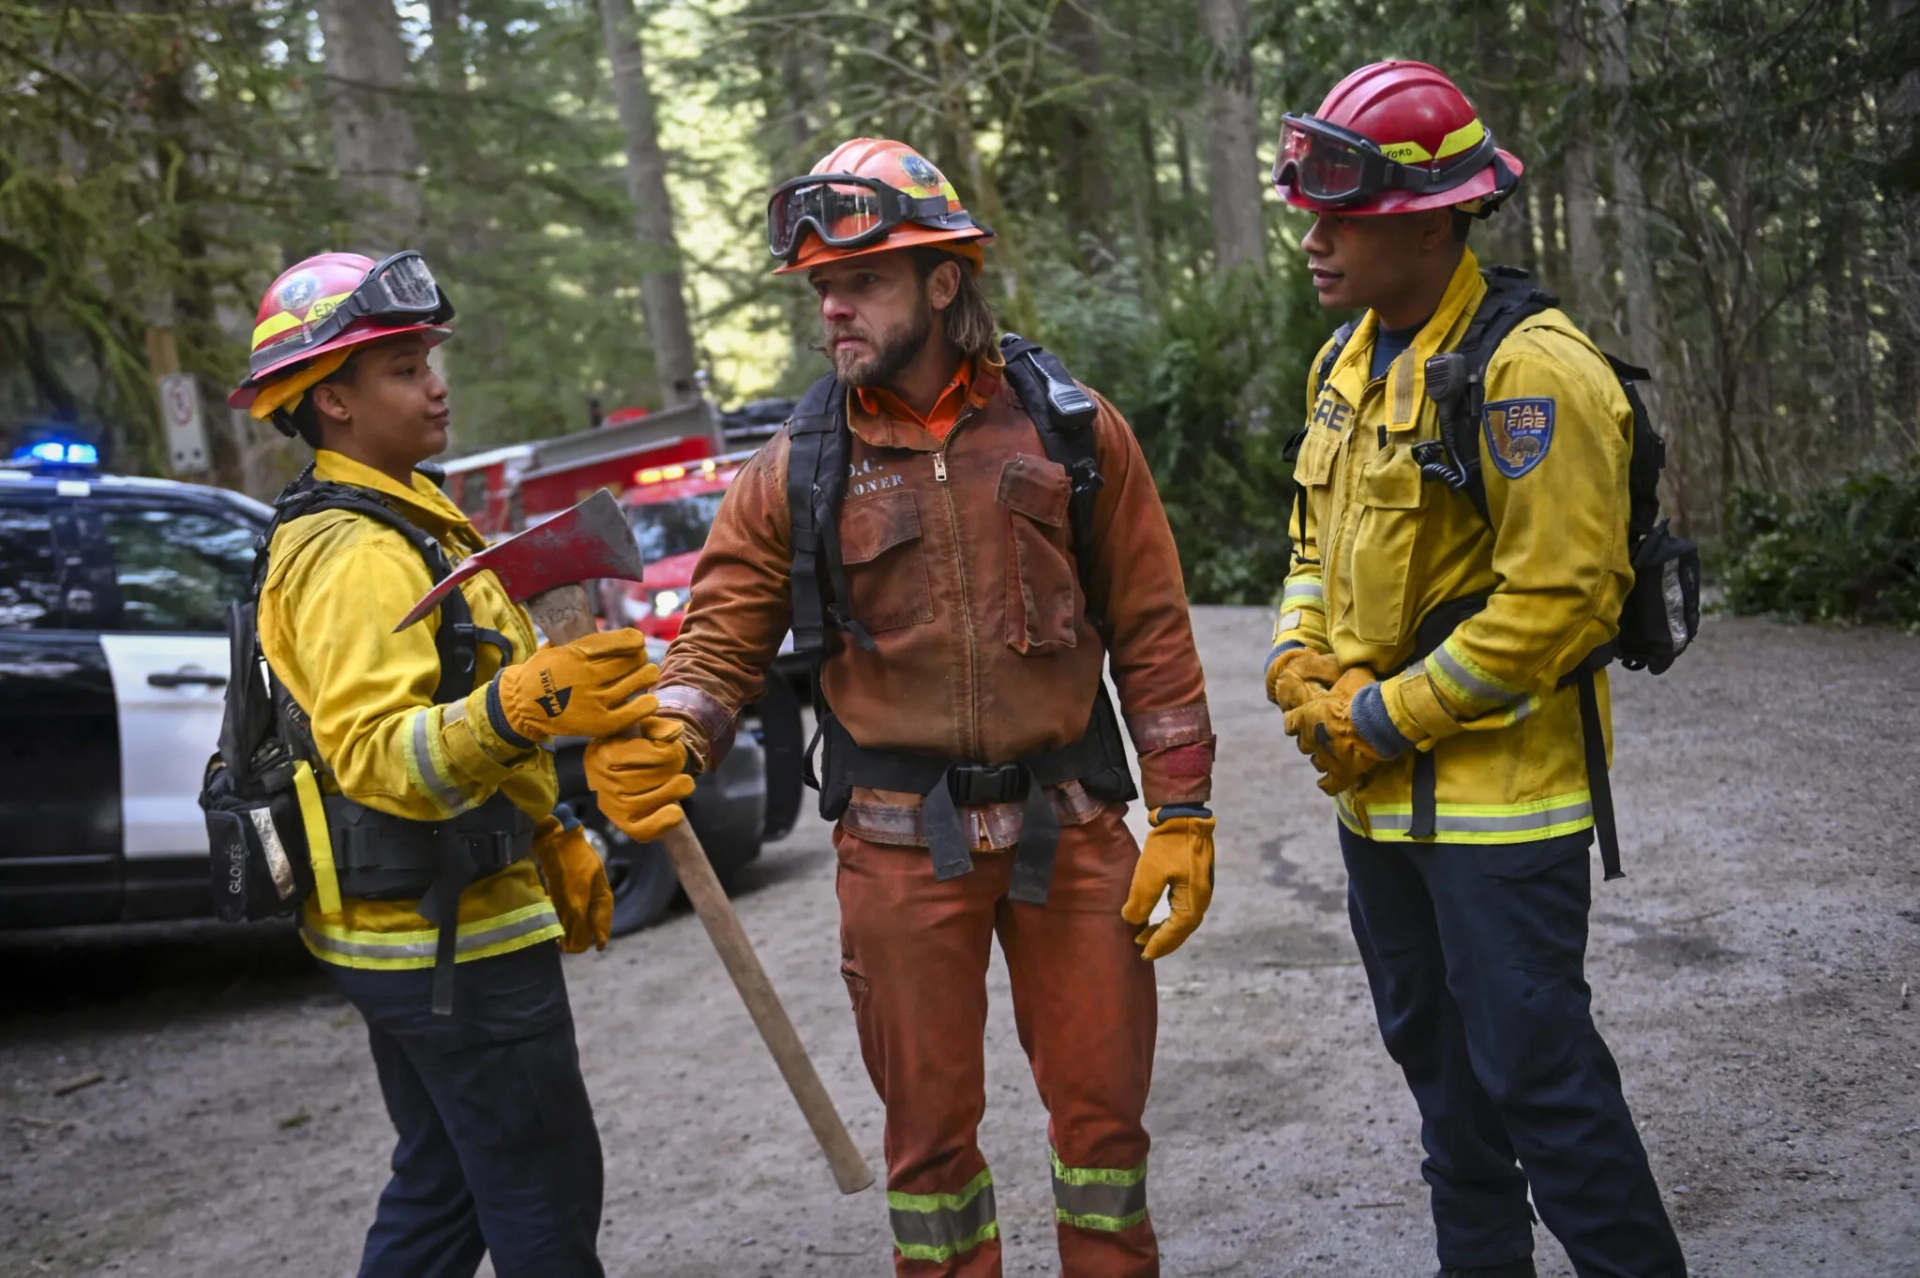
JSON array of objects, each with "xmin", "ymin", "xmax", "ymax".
[
  {"xmin": 251, "ymin": 291, "xmax": 353, "ymax": 350},
  {"xmin": 1377, "ymin": 117, "xmax": 1487, "ymax": 166}
]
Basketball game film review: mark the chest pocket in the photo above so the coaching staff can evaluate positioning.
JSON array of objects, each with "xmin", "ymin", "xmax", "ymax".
[
  {"xmin": 841, "ymin": 488, "xmax": 933, "ymax": 634},
  {"xmin": 1347, "ymin": 445, "xmax": 1426, "ymax": 646},
  {"xmin": 1293, "ymin": 427, "xmax": 1339, "ymax": 489},
  {"xmin": 996, "ymin": 455, "xmax": 1079, "ymax": 654}
]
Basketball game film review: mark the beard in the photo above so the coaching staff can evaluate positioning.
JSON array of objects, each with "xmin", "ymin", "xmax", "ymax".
[{"xmin": 829, "ymin": 303, "xmax": 934, "ymax": 388}]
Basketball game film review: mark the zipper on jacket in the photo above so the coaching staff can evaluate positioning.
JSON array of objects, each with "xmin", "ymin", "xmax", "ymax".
[{"xmin": 938, "ymin": 413, "xmax": 978, "ymax": 758}]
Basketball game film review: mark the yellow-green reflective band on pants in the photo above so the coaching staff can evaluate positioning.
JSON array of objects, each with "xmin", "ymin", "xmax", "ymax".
[
  {"xmin": 1050, "ymin": 1148, "xmax": 1148, "ymax": 1232},
  {"xmin": 889, "ymin": 1167, "xmax": 998, "ymax": 1263}
]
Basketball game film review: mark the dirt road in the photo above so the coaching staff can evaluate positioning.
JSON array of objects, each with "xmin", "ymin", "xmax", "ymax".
[{"xmin": 4, "ymin": 611, "xmax": 1918, "ymax": 1277}]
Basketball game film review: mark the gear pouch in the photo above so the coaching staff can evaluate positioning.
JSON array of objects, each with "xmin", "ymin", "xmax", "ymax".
[{"xmin": 201, "ymin": 755, "xmax": 314, "ymax": 921}]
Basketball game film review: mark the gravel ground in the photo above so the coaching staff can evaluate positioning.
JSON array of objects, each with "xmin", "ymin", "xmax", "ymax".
[{"xmin": 3, "ymin": 610, "xmax": 1918, "ymax": 1277}]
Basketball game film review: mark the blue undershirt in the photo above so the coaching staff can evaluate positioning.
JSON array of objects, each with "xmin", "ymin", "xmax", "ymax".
[{"xmin": 1370, "ymin": 317, "xmax": 1429, "ymax": 382}]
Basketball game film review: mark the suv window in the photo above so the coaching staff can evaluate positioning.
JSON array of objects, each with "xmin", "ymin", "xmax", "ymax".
[
  {"xmin": 98, "ymin": 503, "xmax": 258, "ymax": 633},
  {"xmin": 0, "ymin": 500, "xmax": 64, "ymax": 630}
]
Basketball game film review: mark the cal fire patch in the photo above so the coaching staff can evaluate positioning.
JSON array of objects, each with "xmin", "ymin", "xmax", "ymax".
[{"xmin": 1483, "ymin": 397, "xmax": 1555, "ymax": 479}]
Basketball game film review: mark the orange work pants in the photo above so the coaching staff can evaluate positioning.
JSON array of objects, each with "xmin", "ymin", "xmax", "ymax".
[{"xmin": 835, "ymin": 805, "xmax": 1160, "ymax": 1277}]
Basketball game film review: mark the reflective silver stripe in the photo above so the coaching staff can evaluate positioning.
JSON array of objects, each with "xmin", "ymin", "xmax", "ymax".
[
  {"xmin": 1426, "ymin": 643, "xmax": 1523, "ymax": 710},
  {"xmin": 889, "ymin": 1169, "xmax": 998, "ymax": 1262},
  {"xmin": 1368, "ymin": 798, "xmax": 1593, "ymax": 835},
  {"xmin": 1280, "ymin": 581, "xmax": 1325, "ymax": 607},
  {"xmin": 1051, "ymin": 1150, "xmax": 1148, "ymax": 1232},
  {"xmin": 304, "ymin": 903, "xmax": 559, "ymax": 960},
  {"xmin": 410, "ymin": 709, "xmax": 472, "ymax": 814}
]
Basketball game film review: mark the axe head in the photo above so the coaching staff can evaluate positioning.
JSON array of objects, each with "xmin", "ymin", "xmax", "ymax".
[{"xmin": 394, "ymin": 487, "xmax": 645, "ymax": 632}]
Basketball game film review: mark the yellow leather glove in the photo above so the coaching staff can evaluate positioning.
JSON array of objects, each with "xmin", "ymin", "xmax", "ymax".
[
  {"xmin": 534, "ymin": 814, "xmax": 613, "ymax": 953},
  {"xmin": 1283, "ymin": 668, "xmax": 1386, "ymax": 796},
  {"xmin": 1265, "ymin": 644, "xmax": 1343, "ymax": 713},
  {"xmin": 1122, "ymin": 806, "xmax": 1216, "ymax": 960},
  {"xmin": 585, "ymin": 717, "xmax": 697, "ymax": 844},
  {"xmin": 490, "ymin": 631, "xmax": 660, "ymax": 745}
]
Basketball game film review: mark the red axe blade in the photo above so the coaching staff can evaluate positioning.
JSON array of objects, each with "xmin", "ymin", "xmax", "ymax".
[{"xmin": 393, "ymin": 487, "xmax": 645, "ymax": 633}]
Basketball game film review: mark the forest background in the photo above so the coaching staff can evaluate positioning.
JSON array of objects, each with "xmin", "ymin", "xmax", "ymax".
[{"xmin": 4, "ymin": 0, "xmax": 1918, "ymax": 612}]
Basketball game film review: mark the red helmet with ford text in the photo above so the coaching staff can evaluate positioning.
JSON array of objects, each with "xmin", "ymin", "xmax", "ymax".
[
  {"xmin": 1272, "ymin": 61, "xmax": 1523, "ymax": 216},
  {"xmin": 227, "ymin": 251, "xmax": 454, "ymax": 410},
  {"xmin": 767, "ymin": 138, "xmax": 993, "ymax": 275}
]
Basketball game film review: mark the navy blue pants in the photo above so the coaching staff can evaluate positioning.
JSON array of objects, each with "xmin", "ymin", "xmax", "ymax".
[
  {"xmin": 328, "ymin": 940, "xmax": 605, "ymax": 1278},
  {"xmin": 1339, "ymin": 825, "xmax": 1686, "ymax": 1278}
]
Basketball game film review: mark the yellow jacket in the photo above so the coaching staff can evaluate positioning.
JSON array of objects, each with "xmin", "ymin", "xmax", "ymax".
[
  {"xmin": 257, "ymin": 451, "xmax": 562, "ymax": 967},
  {"xmin": 1274, "ymin": 250, "xmax": 1634, "ymax": 844}
]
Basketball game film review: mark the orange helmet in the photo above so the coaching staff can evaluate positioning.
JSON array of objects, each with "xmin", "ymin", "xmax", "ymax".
[
  {"xmin": 767, "ymin": 138, "xmax": 993, "ymax": 275},
  {"xmin": 227, "ymin": 251, "xmax": 453, "ymax": 411},
  {"xmin": 1273, "ymin": 61, "xmax": 1523, "ymax": 216}
]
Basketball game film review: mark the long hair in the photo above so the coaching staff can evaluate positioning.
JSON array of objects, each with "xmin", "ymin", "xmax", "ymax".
[{"xmin": 911, "ymin": 247, "xmax": 998, "ymax": 360}]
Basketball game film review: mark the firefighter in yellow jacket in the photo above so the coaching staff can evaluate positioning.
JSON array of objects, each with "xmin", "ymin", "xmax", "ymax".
[
  {"xmin": 229, "ymin": 251, "xmax": 686, "ymax": 1278},
  {"xmin": 1267, "ymin": 65, "xmax": 1687, "ymax": 1278}
]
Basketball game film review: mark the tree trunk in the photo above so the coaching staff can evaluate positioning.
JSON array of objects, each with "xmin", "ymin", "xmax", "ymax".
[
  {"xmin": 927, "ymin": 0, "xmax": 1033, "ymax": 333},
  {"xmin": 1597, "ymin": 0, "xmax": 1660, "ymax": 379},
  {"xmin": 1198, "ymin": 0, "xmax": 1266, "ymax": 274},
  {"xmin": 598, "ymin": 0, "xmax": 701, "ymax": 408},
  {"xmin": 1051, "ymin": 0, "xmax": 1114, "ymax": 260},
  {"xmin": 1557, "ymin": 0, "xmax": 1606, "ymax": 329},
  {"xmin": 316, "ymin": 0, "xmax": 427, "ymax": 251}
]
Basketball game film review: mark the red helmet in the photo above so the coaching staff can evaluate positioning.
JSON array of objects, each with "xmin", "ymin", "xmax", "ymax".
[
  {"xmin": 768, "ymin": 138, "xmax": 992, "ymax": 275},
  {"xmin": 1273, "ymin": 61, "xmax": 1523, "ymax": 216},
  {"xmin": 227, "ymin": 251, "xmax": 453, "ymax": 410}
]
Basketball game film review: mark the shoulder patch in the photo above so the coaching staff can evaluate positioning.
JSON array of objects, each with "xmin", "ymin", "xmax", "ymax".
[{"xmin": 1483, "ymin": 396, "xmax": 1555, "ymax": 479}]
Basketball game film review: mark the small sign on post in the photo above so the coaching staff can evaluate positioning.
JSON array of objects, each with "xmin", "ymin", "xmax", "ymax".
[
  {"xmin": 158, "ymin": 373, "xmax": 209, "ymax": 474},
  {"xmin": 146, "ymin": 326, "xmax": 208, "ymax": 475}
]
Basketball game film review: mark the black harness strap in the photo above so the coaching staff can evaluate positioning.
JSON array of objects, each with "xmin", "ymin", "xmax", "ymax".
[
  {"xmin": 786, "ymin": 375, "xmax": 874, "ymax": 657},
  {"xmin": 819, "ymin": 685, "xmax": 1135, "ymax": 903}
]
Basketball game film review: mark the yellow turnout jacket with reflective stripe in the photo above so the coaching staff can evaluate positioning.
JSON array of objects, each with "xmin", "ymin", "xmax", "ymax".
[
  {"xmin": 1275, "ymin": 250, "xmax": 1634, "ymax": 844},
  {"xmin": 257, "ymin": 451, "xmax": 562, "ymax": 967}
]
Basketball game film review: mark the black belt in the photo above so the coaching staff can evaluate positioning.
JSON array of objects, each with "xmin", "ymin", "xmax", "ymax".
[
  {"xmin": 1392, "ymin": 597, "xmax": 1622, "ymax": 880},
  {"xmin": 808, "ymin": 686, "xmax": 1135, "ymax": 905},
  {"xmin": 322, "ymin": 791, "xmax": 537, "ymax": 1012}
]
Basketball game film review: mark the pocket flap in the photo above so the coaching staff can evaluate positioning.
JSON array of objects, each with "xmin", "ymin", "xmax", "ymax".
[
  {"xmin": 1360, "ymin": 447, "xmax": 1424, "ymax": 509},
  {"xmin": 1293, "ymin": 429, "xmax": 1337, "ymax": 487},
  {"xmin": 995, "ymin": 455, "xmax": 1071, "ymax": 526},
  {"xmin": 841, "ymin": 489, "xmax": 923, "ymax": 565}
]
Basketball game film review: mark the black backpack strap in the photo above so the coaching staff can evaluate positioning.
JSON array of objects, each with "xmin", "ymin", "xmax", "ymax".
[
  {"xmin": 1422, "ymin": 266, "xmax": 1557, "ymax": 522},
  {"xmin": 786, "ymin": 373, "xmax": 874, "ymax": 659},
  {"xmin": 999, "ymin": 333, "xmax": 1105, "ymax": 625}
]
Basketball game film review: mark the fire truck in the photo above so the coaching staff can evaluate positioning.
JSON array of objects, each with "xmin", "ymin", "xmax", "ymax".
[{"xmin": 439, "ymin": 399, "xmax": 803, "ymax": 934}]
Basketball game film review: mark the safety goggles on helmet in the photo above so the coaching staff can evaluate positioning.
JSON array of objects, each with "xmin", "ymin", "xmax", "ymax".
[
  {"xmin": 1272, "ymin": 113, "xmax": 1499, "ymax": 208},
  {"xmin": 766, "ymin": 173, "xmax": 983, "ymax": 262},
  {"xmin": 245, "ymin": 250, "xmax": 454, "ymax": 380}
]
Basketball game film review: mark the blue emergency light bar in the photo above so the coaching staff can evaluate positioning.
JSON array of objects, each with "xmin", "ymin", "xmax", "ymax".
[{"xmin": 11, "ymin": 441, "xmax": 99, "ymax": 467}]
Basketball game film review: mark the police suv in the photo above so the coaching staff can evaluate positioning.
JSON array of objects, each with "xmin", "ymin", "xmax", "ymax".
[{"xmin": 0, "ymin": 447, "xmax": 773, "ymax": 937}]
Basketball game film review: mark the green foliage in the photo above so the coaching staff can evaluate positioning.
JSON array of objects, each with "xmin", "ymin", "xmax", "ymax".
[
  {"xmin": 1722, "ymin": 466, "xmax": 1920, "ymax": 627},
  {"xmin": 1033, "ymin": 258, "xmax": 1328, "ymax": 603}
]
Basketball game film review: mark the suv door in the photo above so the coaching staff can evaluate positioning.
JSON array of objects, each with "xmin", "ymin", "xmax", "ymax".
[
  {"xmin": 84, "ymin": 494, "xmax": 261, "ymax": 917},
  {"xmin": 0, "ymin": 488, "xmax": 123, "ymax": 926}
]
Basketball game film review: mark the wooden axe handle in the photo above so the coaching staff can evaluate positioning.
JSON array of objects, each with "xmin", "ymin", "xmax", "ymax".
[{"xmin": 526, "ymin": 583, "xmax": 873, "ymax": 1196}]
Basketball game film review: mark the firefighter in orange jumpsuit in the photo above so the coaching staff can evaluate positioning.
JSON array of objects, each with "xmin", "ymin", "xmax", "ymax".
[{"xmin": 584, "ymin": 139, "xmax": 1216, "ymax": 1276}]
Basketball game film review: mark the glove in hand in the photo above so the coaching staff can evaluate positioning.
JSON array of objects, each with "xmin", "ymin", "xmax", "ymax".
[
  {"xmin": 1122, "ymin": 807, "xmax": 1216, "ymax": 960},
  {"xmin": 1283, "ymin": 668, "xmax": 1385, "ymax": 795},
  {"xmin": 1266, "ymin": 646, "xmax": 1342, "ymax": 713},
  {"xmin": 586, "ymin": 717, "xmax": 697, "ymax": 844},
  {"xmin": 535, "ymin": 819, "xmax": 613, "ymax": 953},
  {"xmin": 494, "ymin": 631, "xmax": 660, "ymax": 744}
]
